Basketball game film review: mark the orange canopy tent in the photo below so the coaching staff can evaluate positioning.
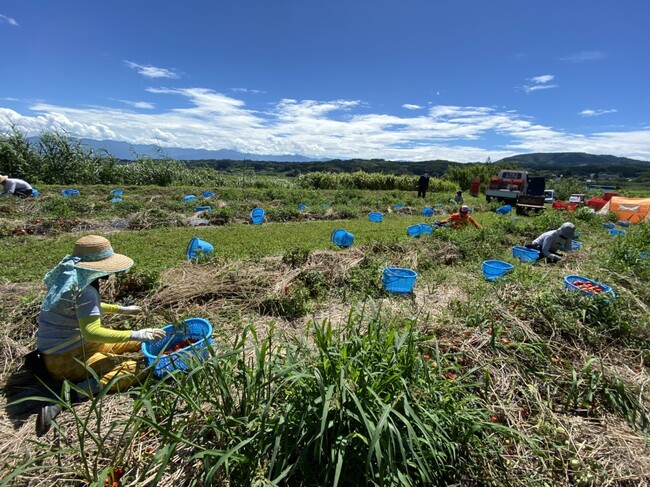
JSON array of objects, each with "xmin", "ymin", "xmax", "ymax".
[{"xmin": 598, "ymin": 196, "xmax": 650, "ymax": 223}]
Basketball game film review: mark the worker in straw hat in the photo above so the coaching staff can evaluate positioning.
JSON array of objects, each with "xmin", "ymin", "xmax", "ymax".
[
  {"xmin": 0, "ymin": 174, "xmax": 34, "ymax": 197},
  {"xmin": 34, "ymin": 235, "xmax": 166, "ymax": 435},
  {"xmin": 436, "ymin": 205, "xmax": 481, "ymax": 230},
  {"xmin": 525, "ymin": 222, "xmax": 576, "ymax": 263}
]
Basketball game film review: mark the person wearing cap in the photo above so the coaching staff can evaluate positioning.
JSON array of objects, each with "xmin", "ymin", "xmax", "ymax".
[
  {"xmin": 34, "ymin": 235, "xmax": 166, "ymax": 435},
  {"xmin": 0, "ymin": 174, "xmax": 33, "ymax": 197},
  {"xmin": 525, "ymin": 222, "xmax": 576, "ymax": 263},
  {"xmin": 436, "ymin": 205, "xmax": 481, "ymax": 230}
]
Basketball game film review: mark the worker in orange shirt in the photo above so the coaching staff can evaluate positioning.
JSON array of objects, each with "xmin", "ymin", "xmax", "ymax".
[{"xmin": 436, "ymin": 205, "xmax": 481, "ymax": 229}]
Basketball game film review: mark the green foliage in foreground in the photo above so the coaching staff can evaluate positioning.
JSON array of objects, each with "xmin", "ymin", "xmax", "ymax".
[{"xmin": 11, "ymin": 312, "xmax": 512, "ymax": 486}]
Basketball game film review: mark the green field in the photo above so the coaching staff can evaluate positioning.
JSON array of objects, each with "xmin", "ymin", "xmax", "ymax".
[{"xmin": 2, "ymin": 184, "xmax": 650, "ymax": 487}]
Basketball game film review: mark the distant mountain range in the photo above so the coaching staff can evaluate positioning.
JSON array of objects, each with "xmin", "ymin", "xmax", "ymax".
[
  {"xmin": 27, "ymin": 137, "xmax": 320, "ymax": 162},
  {"xmin": 25, "ymin": 137, "xmax": 650, "ymax": 178}
]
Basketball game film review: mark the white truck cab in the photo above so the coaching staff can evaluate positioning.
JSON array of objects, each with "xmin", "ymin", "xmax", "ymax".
[{"xmin": 544, "ymin": 189, "xmax": 556, "ymax": 204}]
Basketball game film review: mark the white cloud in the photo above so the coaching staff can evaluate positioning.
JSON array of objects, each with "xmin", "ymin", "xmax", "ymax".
[
  {"xmin": 560, "ymin": 51, "xmax": 606, "ymax": 63},
  {"xmin": 124, "ymin": 61, "xmax": 179, "ymax": 79},
  {"xmin": 402, "ymin": 104, "xmax": 423, "ymax": 110},
  {"xmin": 579, "ymin": 108, "xmax": 617, "ymax": 117},
  {"xmin": 0, "ymin": 14, "xmax": 18, "ymax": 26},
  {"xmin": 117, "ymin": 99, "xmax": 155, "ymax": 109},
  {"xmin": 1, "ymin": 88, "xmax": 649, "ymax": 162},
  {"xmin": 530, "ymin": 75, "xmax": 554, "ymax": 84},
  {"xmin": 522, "ymin": 74, "xmax": 558, "ymax": 93},
  {"xmin": 231, "ymin": 87, "xmax": 266, "ymax": 94}
]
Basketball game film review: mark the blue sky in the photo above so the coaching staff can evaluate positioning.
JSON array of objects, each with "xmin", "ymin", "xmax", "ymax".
[{"xmin": 1, "ymin": 0, "xmax": 649, "ymax": 162}]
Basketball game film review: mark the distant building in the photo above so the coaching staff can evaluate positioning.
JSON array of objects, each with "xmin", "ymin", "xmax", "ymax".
[{"xmin": 597, "ymin": 172, "xmax": 620, "ymax": 179}]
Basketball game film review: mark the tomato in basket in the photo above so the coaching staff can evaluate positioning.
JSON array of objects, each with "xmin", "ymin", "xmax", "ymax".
[{"xmin": 162, "ymin": 338, "xmax": 199, "ymax": 355}]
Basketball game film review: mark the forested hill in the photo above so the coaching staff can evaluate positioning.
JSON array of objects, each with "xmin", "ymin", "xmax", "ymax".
[
  {"xmin": 498, "ymin": 152, "xmax": 650, "ymax": 177},
  {"xmin": 185, "ymin": 152, "xmax": 650, "ymax": 178}
]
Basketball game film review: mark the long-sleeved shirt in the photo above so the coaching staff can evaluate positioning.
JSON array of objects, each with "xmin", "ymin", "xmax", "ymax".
[
  {"xmin": 37, "ymin": 286, "xmax": 131, "ymax": 355},
  {"xmin": 1, "ymin": 178, "xmax": 32, "ymax": 195},
  {"xmin": 439, "ymin": 212, "xmax": 481, "ymax": 229},
  {"xmin": 532, "ymin": 229, "xmax": 572, "ymax": 257}
]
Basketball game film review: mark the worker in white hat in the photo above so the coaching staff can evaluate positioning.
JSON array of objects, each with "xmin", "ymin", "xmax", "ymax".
[
  {"xmin": 525, "ymin": 222, "xmax": 576, "ymax": 262},
  {"xmin": 0, "ymin": 174, "xmax": 34, "ymax": 197}
]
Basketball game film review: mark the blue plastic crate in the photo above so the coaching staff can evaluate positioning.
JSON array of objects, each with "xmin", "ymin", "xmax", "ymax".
[
  {"xmin": 609, "ymin": 228, "xmax": 627, "ymax": 237},
  {"xmin": 250, "ymin": 208, "xmax": 265, "ymax": 224},
  {"xmin": 407, "ymin": 224, "xmax": 422, "ymax": 237},
  {"xmin": 61, "ymin": 189, "xmax": 80, "ymax": 197},
  {"xmin": 331, "ymin": 229, "xmax": 354, "ymax": 247},
  {"xmin": 183, "ymin": 195, "xmax": 198, "ymax": 203},
  {"xmin": 482, "ymin": 260, "xmax": 514, "ymax": 281},
  {"xmin": 512, "ymin": 246, "xmax": 540, "ymax": 263},
  {"xmin": 382, "ymin": 268, "xmax": 417, "ymax": 293},
  {"xmin": 602, "ymin": 222, "xmax": 615, "ymax": 229},
  {"xmin": 369, "ymin": 211, "xmax": 383, "ymax": 222},
  {"xmin": 419, "ymin": 223, "xmax": 434, "ymax": 235},
  {"xmin": 422, "ymin": 207, "xmax": 434, "ymax": 217},
  {"xmin": 564, "ymin": 275, "xmax": 615, "ymax": 300},
  {"xmin": 141, "ymin": 318, "xmax": 214, "ymax": 377}
]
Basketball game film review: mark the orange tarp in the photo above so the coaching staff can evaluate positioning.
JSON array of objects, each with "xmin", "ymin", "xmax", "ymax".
[{"xmin": 598, "ymin": 196, "xmax": 650, "ymax": 224}]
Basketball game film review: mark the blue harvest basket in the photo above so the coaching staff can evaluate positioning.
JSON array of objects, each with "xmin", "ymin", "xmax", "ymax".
[
  {"xmin": 382, "ymin": 267, "xmax": 417, "ymax": 293},
  {"xmin": 369, "ymin": 212, "xmax": 383, "ymax": 223},
  {"xmin": 395, "ymin": 204, "xmax": 404, "ymax": 210},
  {"xmin": 141, "ymin": 318, "xmax": 214, "ymax": 378},
  {"xmin": 183, "ymin": 195, "xmax": 198, "ymax": 203},
  {"xmin": 407, "ymin": 224, "xmax": 422, "ymax": 237},
  {"xmin": 31, "ymin": 189, "xmax": 40, "ymax": 197},
  {"xmin": 482, "ymin": 260, "xmax": 514, "ymax": 281},
  {"xmin": 617, "ymin": 221, "xmax": 631, "ymax": 227},
  {"xmin": 512, "ymin": 246, "xmax": 540, "ymax": 263},
  {"xmin": 297, "ymin": 204, "xmax": 309, "ymax": 211},
  {"xmin": 419, "ymin": 223, "xmax": 434, "ymax": 235},
  {"xmin": 195, "ymin": 205, "xmax": 212, "ymax": 213},
  {"xmin": 331, "ymin": 229, "xmax": 354, "ymax": 247},
  {"xmin": 111, "ymin": 189, "xmax": 123, "ymax": 196},
  {"xmin": 602, "ymin": 222, "xmax": 615, "ymax": 229},
  {"xmin": 111, "ymin": 197, "xmax": 122, "ymax": 203},
  {"xmin": 609, "ymin": 228, "xmax": 627, "ymax": 237},
  {"xmin": 61, "ymin": 189, "xmax": 80, "ymax": 197},
  {"xmin": 571, "ymin": 241, "xmax": 582, "ymax": 250},
  {"xmin": 202, "ymin": 191, "xmax": 215, "ymax": 198},
  {"xmin": 564, "ymin": 275, "xmax": 615, "ymax": 300},
  {"xmin": 186, "ymin": 237, "xmax": 214, "ymax": 260},
  {"xmin": 496, "ymin": 205, "xmax": 512, "ymax": 215},
  {"xmin": 251, "ymin": 208, "xmax": 265, "ymax": 224},
  {"xmin": 422, "ymin": 207, "xmax": 434, "ymax": 217}
]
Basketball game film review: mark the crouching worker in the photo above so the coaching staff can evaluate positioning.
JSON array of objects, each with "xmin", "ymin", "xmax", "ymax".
[
  {"xmin": 436, "ymin": 205, "xmax": 481, "ymax": 230},
  {"xmin": 35, "ymin": 235, "xmax": 166, "ymax": 436},
  {"xmin": 525, "ymin": 222, "xmax": 575, "ymax": 263},
  {"xmin": 0, "ymin": 174, "xmax": 33, "ymax": 197}
]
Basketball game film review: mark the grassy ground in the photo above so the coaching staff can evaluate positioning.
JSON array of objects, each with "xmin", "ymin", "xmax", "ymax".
[{"xmin": 1, "ymin": 185, "xmax": 650, "ymax": 486}]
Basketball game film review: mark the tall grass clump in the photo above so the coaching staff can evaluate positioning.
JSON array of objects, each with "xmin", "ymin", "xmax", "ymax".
[
  {"xmin": 128, "ymin": 312, "xmax": 511, "ymax": 486},
  {"xmin": 297, "ymin": 171, "xmax": 457, "ymax": 192}
]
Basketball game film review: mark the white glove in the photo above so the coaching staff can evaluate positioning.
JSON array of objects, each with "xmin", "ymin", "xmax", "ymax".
[
  {"xmin": 130, "ymin": 328, "xmax": 166, "ymax": 342},
  {"xmin": 118, "ymin": 305, "xmax": 142, "ymax": 315}
]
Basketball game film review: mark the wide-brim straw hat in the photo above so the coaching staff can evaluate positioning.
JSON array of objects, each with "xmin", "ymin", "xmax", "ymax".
[
  {"xmin": 0, "ymin": 175, "xmax": 7, "ymax": 183},
  {"xmin": 73, "ymin": 235, "xmax": 134, "ymax": 272}
]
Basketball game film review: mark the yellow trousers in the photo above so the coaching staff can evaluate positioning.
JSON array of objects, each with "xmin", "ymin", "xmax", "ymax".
[{"xmin": 43, "ymin": 341, "xmax": 145, "ymax": 392}]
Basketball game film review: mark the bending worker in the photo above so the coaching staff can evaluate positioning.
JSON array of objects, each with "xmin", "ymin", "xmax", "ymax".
[
  {"xmin": 436, "ymin": 205, "xmax": 481, "ymax": 229},
  {"xmin": 525, "ymin": 222, "xmax": 576, "ymax": 263},
  {"xmin": 0, "ymin": 174, "xmax": 33, "ymax": 197},
  {"xmin": 35, "ymin": 235, "xmax": 166, "ymax": 435}
]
